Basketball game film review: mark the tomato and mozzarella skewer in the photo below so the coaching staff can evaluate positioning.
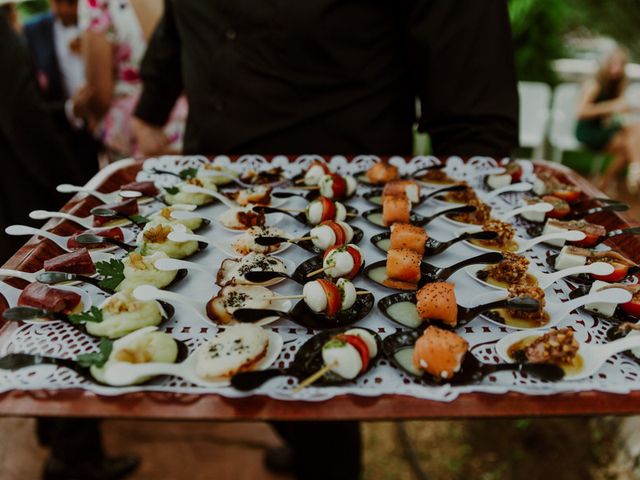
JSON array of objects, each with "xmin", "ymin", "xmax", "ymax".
[
  {"xmin": 318, "ymin": 173, "xmax": 357, "ymax": 200},
  {"xmin": 321, "ymin": 244, "xmax": 363, "ymax": 279},
  {"xmin": 305, "ymin": 197, "xmax": 348, "ymax": 225},
  {"xmin": 310, "ymin": 220, "xmax": 354, "ymax": 251},
  {"xmin": 302, "ymin": 278, "xmax": 357, "ymax": 315},
  {"xmin": 303, "ymin": 161, "xmax": 332, "ymax": 186},
  {"xmin": 320, "ymin": 328, "xmax": 378, "ymax": 379}
]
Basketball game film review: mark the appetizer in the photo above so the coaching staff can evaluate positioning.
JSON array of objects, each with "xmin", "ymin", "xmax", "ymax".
[
  {"xmin": 584, "ymin": 281, "xmax": 640, "ymax": 318},
  {"xmin": 498, "ymin": 284, "xmax": 548, "ymax": 326},
  {"xmin": 219, "ymin": 205, "xmax": 266, "ymax": 231},
  {"xmin": 303, "ymin": 278, "xmax": 357, "ymax": 315},
  {"xmin": 382, "ymin": 193, "xmax": 411, "ymax": 226},
  {"xmin": 85, "ymin": 289, "xmax": 164, "ymax": 339},
  {"xmin": 93, "ymin": 198, "xmax": 139, "ymax": 227},
  {"xmin": 240, "ymin": 166, "xmax": 283, "ymax": 185},
  {"xmin": 366, "ymin": 162, "xmax": 399, "ymax": 185},
  {"xmin": 195, "ymin": 324, "xmax": 269, "ymax": 379},
  {"xmin": 233, "ymin": 226, "xmax": 287, "ymax": 255},
  {"xmin": 44, "ymin": 248, "xmax": 96, "ymax": 275},
  {"xmin": 137, "ymin": 223, "xmax": 199, "ymax": 259},
  {"xmin": 385, "ymin": 248, "xmax": 422, "ymax": 290},
  {"xmin": 522, "ymin": 196, "xmax": 569, "ymax": 222},
  {"xmin": 318, "ymin": 173, "xmax": 357, "ymax": 200},
  {"xmin": 304, "ymin": 160, "xmax": 332, "ymax": 186},
  {"xmin": 322, "ymin": 245, "xmax": 363, "ymax": 279},
  {"xmin": 542, "ymin": 219, "xmax": 606, "ymax": 248},
  {"xmin": 321, "ymin": 328, "xmax": 378, "ymax": 379},
  {"xmin": 383, "ymin": 179, "xmax": 420, "ymax": 203},
  {"xmin": 471, "ymin": 219, "xmax": 516, "ymax": 252},
  {"xmin": 555, "ymin": 246, "xmax": 636, "ymax": 282},
  {"xmin": 90, "ymin": 330, "xmax": 179, "ymax": 385},
  {"xmin": 476, "ymin": 253, "xmax": 536, "ymax": 288},
  {"xmin": 389, "ymin": 223, "xmax": 427, "ymax": 256},
  {"xmin": 115, "ymin": 252, "xmax": 178, "ymax": 292},
  {"xmin": 18, "ymin": 282, "xmax": 82, "ymax": 314},
  {"xmin": 207, "ymin": 284, "xmax": 278, "ymax": 324},
  {"xmin": 417, "ymin": 169, "xmax": 454, "ymax": 184},
  {"xmin": 310, "ymin": 220, "xmax": 354, "ymax": 251},
  {"xmin": 486, "ymin": 162, "xmax": 522, "ymax": 190},
  {"xmin": 227, "ymin": 185, "xmax": 273, "ymax": 206},
  {"xmin": 413, "ymin": 326, "xmax": 469, "ymax": 380},
  {"xmin": 508, "ymin": 327, "xmax": 579, "ymax": 366},
  {"xmin": 67, "ymin": 227, "xmax": 124, "ymax": 250},
  {"xmin": 197, "ymin": 164, "xmax": 239, "ymax": 189},
  {"xmin": 217, "ymin": 253, "xmax": 287, "ymax": 286},
  {"xmin": 165, "ymin": 178, "xmax": 215, "ymax": 206},
  {"xmin": 149, "ymin": 205, "xmax": 203, "ymax": 231},
  {"xmin": 450, "ymin": 198, "xmax": 491, "ymax": 225},
  {"xmin": 533, "ymin": 171, "xmax": 581, "ymax": 202},
  {"xmin": 416, "ymin": 282, "xmax": 458, "ymax": 327},
  {"xmin": 305, "ymin": 197, "xmax": 348, "ymax": 225},
  {"xmin": 442, "ymin": 182, "xmax": 477, "ymax": 204},
  {"xmin": 120, "ymin": 181, "xmax": 159, "ymax": 197}
]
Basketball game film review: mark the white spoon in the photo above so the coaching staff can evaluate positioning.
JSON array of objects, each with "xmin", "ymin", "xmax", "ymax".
[
  {"xmin": 133, "ymin": 285, "xmax": 211, "ymax": 324},
  {"xmin": 101, "ymin": 330, "xmax": 283, "ymax": 387},
  {"xmin": 465, "ymin": 262, "xmax": 614, "ymax": 291},
  {"xmin": 29, "ymin": 210, "xmax": 131, "ymax": 229},
  {"xmin": 461, "ymin": 228, "xmax": 586, "ymax": 254},
  {"xmin": 57, "ymin": 184, "xmax": 142, "ymax": 204},
  {"xmin": 483, "ymin": 182, "xmax": 533, "ymax": 200},
  {"xmin": 496, "ymin": 329, "xmax": 640, "ymax": 380},
  {"xmin": 499, "ymin": 203, "xmax": 553, "ymax": 221},
  {"xmin": 168, "ymin": 210, "xmax": 205, "ymax": 222},
  {"xmin": 180, "ymin": 184, "xmax": 237, "ymax": 208},
  {"xmin": 0, "ymin": 279, "xmax": 92, "ymax": 314},
  {"xmin": 0, "ymin": 269, "xmax": 38, "ymax": 283},
  {"xmin": 154, "ymin": 258, "xmax": 216, "ymax": 277},
  {"xmin": 166, "ymin": 230, "xmax": 228, "ymax": 252},
  {"xmin": 5, "ymin": 225, "xmax": 135, "ymax": 252},
  {"xmin": 474, "ymin": 287, "xmax": 632, "ymax": 330}
]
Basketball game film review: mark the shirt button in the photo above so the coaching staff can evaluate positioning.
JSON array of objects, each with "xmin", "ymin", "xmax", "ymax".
[{"xmin": 225, "ymin": 28, "xmax": 237, "ymax": 41}]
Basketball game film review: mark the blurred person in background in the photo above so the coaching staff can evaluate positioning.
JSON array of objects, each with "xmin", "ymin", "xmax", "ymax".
[
  {"xmin": 131, "ymin": 2, "xmax": 518, "ymax": 479},
  {"xmin": 0, "ymin": 3, "xmax": 139, "ymax": 479},
  {"xmin": 23, "ymin": 0, "xmax": 102, "ymax": 184},
  {"xmin": 576, "ymin": 46, "xmax": 640, "ymax": 193},
  {"xmin": 76, "ymin": 0, "xmax": 186, "ymax": 162}
]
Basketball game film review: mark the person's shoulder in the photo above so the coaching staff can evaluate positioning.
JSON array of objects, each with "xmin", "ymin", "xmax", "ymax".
[{"xmin": 23, "ymin": 11, "xmax": 54, "ymax": 34}]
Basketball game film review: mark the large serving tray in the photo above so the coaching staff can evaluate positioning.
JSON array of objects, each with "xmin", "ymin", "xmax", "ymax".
[{"xmin": 2, "ymin": 155, "xmax": 640, "ymax": 421}]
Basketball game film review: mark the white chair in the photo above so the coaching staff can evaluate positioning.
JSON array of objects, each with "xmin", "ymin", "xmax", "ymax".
[
  {"xmin": 518, "ymin": 81, "xmax": 551, "ymax": 159},
  {"xmin": 549, "ymin": 83, "xmax": 582, "ymax": 163}
]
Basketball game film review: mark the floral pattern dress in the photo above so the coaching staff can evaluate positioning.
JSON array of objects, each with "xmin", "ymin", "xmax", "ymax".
[{"xmin": 79, "ymin": 0, "xmax": 187, "ymax": 156}]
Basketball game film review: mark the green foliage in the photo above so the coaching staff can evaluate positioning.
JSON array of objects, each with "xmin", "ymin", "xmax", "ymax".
[
  {"xmin": 17, "ymin": 0, "xmax": 49, "ymax": 19},
  {"xmin": 508, "ymin": 0, "xmax": 568, "ymax": 84}
]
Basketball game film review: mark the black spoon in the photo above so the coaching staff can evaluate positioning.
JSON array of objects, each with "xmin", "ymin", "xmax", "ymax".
[
  {"xmin": 90, "ymin": 207, "xmax": 149, "ymax": 226},
  {"xmin": 74, "ymin": 234, "xmax": 137, "ymax": 252},
  {"xmin": 378, "ymin": 292, "xmax": 540, "ymax": 329},
  {"xmin": 363, "ymin": 184, "xmax": 467, "ymax": 207},
  {"xmin": 254, "ymin": 205, "xmax": 359, "ymax": 226},
  {"xmin": 382, "ymin": 330, "xmax": 564, "ymax": 385},
  {"xmin": 231, "ymin": 327, "xmax": 382, "ymax": 391},
  {"xmin": 254, "ymin": 227, "xmax": 364, "ymax": 253},
  {"xmin": 526, "ymin": 225, "xmax": 640, "ymax": 248},
  {"xmin": 370, "ymin": 230, "xmax": 498, "ymax": 256},
  {"xmin": 233, "ymin": 291, "xmax": 375, "ymax": 330},
  {"xmin": 243, "ymin": 270, "xmax": 294, "ymax": 284},
  {"xmin": 566, "ymin": 203, "xmax": 630, "ymax": 220},
  {"xmin": 363, "ymin": 204, "xmax": 475, "ymax": 229},
  {"xmin": 36, "ymin": 271, "xmax": 108, "ymax": 292},
  {"xmin": 364, "ymin": 251, "xmax": 504, "ymax": 291}
]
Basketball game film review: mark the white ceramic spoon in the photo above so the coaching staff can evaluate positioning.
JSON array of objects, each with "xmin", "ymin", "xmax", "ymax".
[
  {"xmin": 461, "ymin": 228, "xmax": 586, "ymax": 254},
  {"xmin": 496, "ymin": 329, "xmax": 640, "ymax": 381},
  {"xmin": 483, "ymin": 182, "xmax": 533, "ymax": 200},
  {"xmin": 0, "ymin": 269, "xmax": 38, "ymax": 283},
  {"xmin": 57, "ymin": 184, "xmax": 142, "ymax": 204},
  {"xmin": 101, "ymin": 329, "xmax": 283, "ymax": 387},
  {"xmin": 499, "ymin": 203, "xmax": 553, "ymax": 221},
  {"xmin": 465, "ymin": 262, "xmax": 615, "ymax": 291},
  {"xmin": 180, "ymin": 184, "xmax": 237, "ymax": 208},
  {"xmin": 29, "ymin": 210, "xmax": 131, "ymax": 229},
  {"xmin": 0, "ymin": 281, "xmax": 21, "ymax": 306},
  {"xmin": 473, "ymin": 288, "xmax": 632, "ymax": 330},
  {"xmin": 0, "ymin": 277, "xmax": 92, "ymax": 314},
  {"xmin": 167, "ymin": 230, "xmax": 291, "ymax": 257},
  {"xmin": 5, "ymin": 225, "xmax": 135, "ymax": 253},
  {"xmin": 167, "ymin": 210, "xmax": 205, "ymax": 222}
]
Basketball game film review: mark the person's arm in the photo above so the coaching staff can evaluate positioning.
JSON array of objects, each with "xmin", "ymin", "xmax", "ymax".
[
  {"xmin": 133, "ymin": 0, "xmax": 183, "ymax": 127},
  {"xmin": 577, "ymin": 80, "xmax": 628, "ymax": 120},
  {"xmin": 407, "ymin": 0, "xmax": 519, "ymax": 157},
  {"xmin": 82, "ymin": 30, "xmax": 114, "ymax": 122}
]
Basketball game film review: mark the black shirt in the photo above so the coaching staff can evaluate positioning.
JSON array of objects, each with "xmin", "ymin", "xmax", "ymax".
[{"xmin": 135, "ymin": 0, "xmax": 519, "ymax": 157}]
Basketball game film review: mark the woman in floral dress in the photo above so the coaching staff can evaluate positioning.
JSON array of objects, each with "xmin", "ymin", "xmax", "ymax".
[{"xmin": 79, "ymin": 0, "xmax": 187, "ymax": 159}]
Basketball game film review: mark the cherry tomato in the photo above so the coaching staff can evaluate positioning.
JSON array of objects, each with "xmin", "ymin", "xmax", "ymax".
[
  {"xmin": 541, "ymin": 195, "xmax": 570, "ymax": 219},
  {"xmin": 591, "ymin": 261, "xmax": 630, "ymax": 282},
  {"xmin": 317, "ymin": 278, "xmax": 342, "ymax": 316},
  {"xmin": 337, "ymin": 334, "xmax": 370, "ymax": 373}
]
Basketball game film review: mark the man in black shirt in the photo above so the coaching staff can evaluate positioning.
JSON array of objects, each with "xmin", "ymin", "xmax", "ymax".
[{"xmin": 132, "ymin": 2, "xmax": 519, "ymax": 479}]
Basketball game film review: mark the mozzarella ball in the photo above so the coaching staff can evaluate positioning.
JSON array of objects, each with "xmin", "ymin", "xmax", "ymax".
[
  {"xmin": 344, "ymin": 175, "xmax": 357, "ymax": 196},
  {"xmin": 321, "ymin": 341, "xmax": 362, "ymax": 379},
  {"xmin": 323, "ymin": 249, "xmax": 355, "ymax": 278},
  {"xmin": 337, "ymin": 278, "xmax": 357, "ymax": 310},
  {"xmin": 305, "ymin": 201, "xmax": 324, "ymax": 225},
  {"xmin": 304, "ymin": 165, "xmax": 327, "ymax": 186},
  {"xmin": 311, "ymin": 225, "xmax": 336, "ymax": 250},
  {"xmin": 303, "ymin": 281, "xmax": 328, "ymax": 313},
  {"xmin": 335, "ymin": 202, "xmax": 347, "ymax": 222},
  {"xmin": 318, "ymin": 175, "xmax": 335, "ymax": 198}
]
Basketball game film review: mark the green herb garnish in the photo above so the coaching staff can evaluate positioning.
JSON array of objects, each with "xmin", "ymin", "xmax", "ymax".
[
  {"xmin": 96, "ymin": 259, "xmax": 125, "ymax": 291},
  {"xmin": 165, "ymin": 186, "xmax": 179, "ymax": 195},
  {"xmin": 76, "ymin": 338, "xmax": 113, "ymax": 368},
  {"xmin": 179, "ymin": 167, "xmax": 198, "ymax": 180},
  {"xmin": 69, "ymin": 306, "xmax": 103, "ymax": 325}
]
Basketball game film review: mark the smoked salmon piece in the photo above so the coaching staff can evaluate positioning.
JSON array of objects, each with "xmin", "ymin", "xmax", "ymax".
[
  {"xmin": 366, "ymin": 162, "xmax": 399, "ymax": 184},
  {"xmin": 416, "ymin": 282, "xmax": 458, "ymax": 326},
  {"xmin": 383, "ymin": 180, "xmax": 420, "ymax": 203},
  {"xmin": 390, "ymin": 223, "xmax": 427, "ymax": 255},
  {"xmin": 382, "ymin": 194, "xmax": 411, "ymax": 226},
  {"xmin": 386, "ymin": 248, "xmax": 421, "ymax": 284},
  {"xmin": 412, "ymin": 326, "xmax": 469, "ymax": 380}
]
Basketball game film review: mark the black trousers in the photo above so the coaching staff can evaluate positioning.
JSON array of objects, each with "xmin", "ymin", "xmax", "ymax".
[
  {"xmin": 37, "ymin": 418, "xmax": 103, "ymax": 463},
  {"xmin": 272, "ymin": 421, "xmax": 361, "ymax": 480}
]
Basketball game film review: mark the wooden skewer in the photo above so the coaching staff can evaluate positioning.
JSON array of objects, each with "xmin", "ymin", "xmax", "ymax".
[
  {"xmin": 293, "ymin": 360, "xmax": 338, "ymax": 393},
  {"xmin": 294, "ymin": 178, "xmax": 307, "ymax": 185},
  {"xmin": 289, "ymin": 185, "xmax": 319, "ymax": 190},
  {"xmin": 278, "ymin": 208, "xmax": 305, "ymax": 213},
  {"xmin": 289, "ymin": 236, "xmax": 315, "ymax": 242},
  {"xmin": 306, "ymin": 265, "xmax": 333, "ymax": 278}
]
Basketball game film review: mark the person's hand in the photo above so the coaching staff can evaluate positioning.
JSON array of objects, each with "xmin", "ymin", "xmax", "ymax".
[
  {"xmin": 132, "ymin": 117, "xmax": 171, "ymax": 157},
  {"xmin": 71, "ymin": 85, "xmax": 94, "ymax": 120},
  {"xmin": 612, "ymin": 98, "xmax": 632, "ymax": 114}
]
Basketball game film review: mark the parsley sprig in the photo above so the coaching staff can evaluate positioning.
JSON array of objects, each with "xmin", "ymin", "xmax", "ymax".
[
  {"xmin": 76, "ymin": 338, "xmax": 113, "ymax": 368},
  {"xmin": 96, "ymin": 259, "xmax": 125, "ymax": 291},
  {"xmin": 68, "ymin": 306, "xmax": 103, "ymax": 325},
  {"xmin": 165, "ymin": 186, "xmax": 179, "ymax": 195},
  {"xmin": 179, "ymin": 167, "xmax": 198, "ymax": 180}
]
